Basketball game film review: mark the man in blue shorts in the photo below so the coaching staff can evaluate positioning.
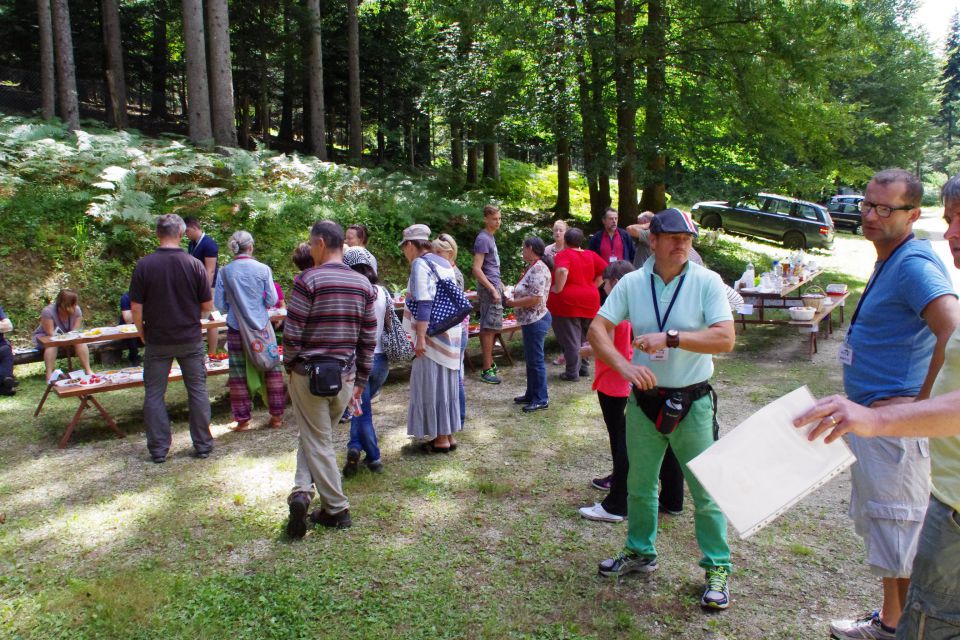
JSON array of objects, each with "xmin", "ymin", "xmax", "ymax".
[
  {"xmin": 828, "ymin": 169, "xmax": 960, "ymax": 640},
  {"xmin": 588, "ymin": 208, "xmax": 736, "ymax": 610},
  {"xmin": 798, "ymin": 172, "xmax": 960, "ymax": 640}
]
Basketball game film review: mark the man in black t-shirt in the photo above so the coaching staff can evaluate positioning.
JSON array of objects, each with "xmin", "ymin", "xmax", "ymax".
[
  {"xmin": 185, "ymin": 216, "xmax": 220, "ymax": 356},
  {"xmin": 130, "ymin": 214, "xmax": 214, "ymax": 463}
]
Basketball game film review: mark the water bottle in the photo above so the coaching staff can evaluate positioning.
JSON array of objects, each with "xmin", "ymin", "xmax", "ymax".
[{"xmin": 744, "ymin": 262, "xmax": 754, "ymax": 288}]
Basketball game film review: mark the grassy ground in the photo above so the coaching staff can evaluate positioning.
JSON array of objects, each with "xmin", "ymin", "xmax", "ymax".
[{"xmin": 1, "ymin": 231, "xmax": 882, "ymax": 639}]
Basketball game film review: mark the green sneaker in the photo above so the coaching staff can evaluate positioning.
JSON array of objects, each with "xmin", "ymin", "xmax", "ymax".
[
  {"xmin": 598, "ymin": 551, "xmax": 657, "ymax": 577},
  {"xmin": 700, "ymin": 566, "xmax": 730, "ymax": 609},
  {"xmin": 480, "ymin": 367, "xmax": 502, "ymax": 384}
]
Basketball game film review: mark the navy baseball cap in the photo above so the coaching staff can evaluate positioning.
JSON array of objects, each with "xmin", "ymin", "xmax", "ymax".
[{"xmin": 651, "ymin": 208, "xmax": 698, "ymax": 236}]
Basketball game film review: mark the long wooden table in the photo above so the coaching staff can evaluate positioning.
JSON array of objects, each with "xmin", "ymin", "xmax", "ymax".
[{"xmin": 45, "ymin": 364, "xmax": 230, "ymax": 448}]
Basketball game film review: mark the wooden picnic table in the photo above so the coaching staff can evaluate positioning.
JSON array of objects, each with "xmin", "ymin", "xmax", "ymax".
[
  {"xmin": 43, "ymin": 363, "xmax": 230, "ymax": 448},
  {"xmin": 736, "ymin": 269, "xmax": 828, "ymax": 324}
]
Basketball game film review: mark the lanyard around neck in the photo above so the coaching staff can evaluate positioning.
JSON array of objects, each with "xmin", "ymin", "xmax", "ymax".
[
  {"xmin": 651, "ymin": 273, "xmax": 686, "ymax": 332},
  {"xmin": 848, "ymin": 233, "xmax": 914, "ymax": 331}
]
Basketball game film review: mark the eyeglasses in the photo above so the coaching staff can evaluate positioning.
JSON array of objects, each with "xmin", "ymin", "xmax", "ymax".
[{"xmin": 859, "ymin": 200, "xmax": 916, "ymax": 218}]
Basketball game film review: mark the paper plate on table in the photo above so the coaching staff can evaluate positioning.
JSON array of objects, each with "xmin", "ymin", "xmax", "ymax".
[
  {"xmin": 118, "ymin": 324, "xmax": 139, "ymax": 334},
  {"xmin": 51, "ymin": 332, "xmax": 80, "ymax": 342},
  {"xmin": 78, "ymin": 376, "xmax": 108, "ymax": 389}
]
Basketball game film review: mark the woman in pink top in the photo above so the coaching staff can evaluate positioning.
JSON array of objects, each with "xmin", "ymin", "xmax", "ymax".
[{"xmin": 577, "ymin": 260, "xmax": 635, "ymax": 522}]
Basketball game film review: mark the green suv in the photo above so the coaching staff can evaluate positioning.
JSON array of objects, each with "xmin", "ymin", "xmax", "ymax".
[{"xmin": 691, "ymin": 193, "xmax": 834, "ymax": 250}]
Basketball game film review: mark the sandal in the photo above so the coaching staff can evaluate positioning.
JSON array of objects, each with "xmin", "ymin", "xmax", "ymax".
[
  {"xmin": 231, "ymin": 420, "xmax": 251, "ymax": 432},
  {"xmin": 269, "ymin": 416, "xmax": 283, "ymax": 429}
]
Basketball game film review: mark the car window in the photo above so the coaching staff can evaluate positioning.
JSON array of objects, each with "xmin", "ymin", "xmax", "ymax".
[
  {"xmin": 842, "ymin": 204, "xmax": 859, "ymax": 214},
  {"xmin": 765, "ymin": 199, "xmax": 792, "ymax": 216},
  {"xmin": 796, "ymin": 205, "xmax": 819, "ymax": 221},
  {"xmin": 738, "ymin": 197, "xmax": 763, "ymax": 211}
]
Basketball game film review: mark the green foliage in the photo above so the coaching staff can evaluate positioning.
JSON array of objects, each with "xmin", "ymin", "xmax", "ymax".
[{"xmin": 0, "ymin": 115, "xmax": 594, "ymax": 338}]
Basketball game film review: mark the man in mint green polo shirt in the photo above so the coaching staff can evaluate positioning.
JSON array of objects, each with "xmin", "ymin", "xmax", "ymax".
[{"xmin": 588, "ymin": 208, "xmax": 736, "ymax": 610}]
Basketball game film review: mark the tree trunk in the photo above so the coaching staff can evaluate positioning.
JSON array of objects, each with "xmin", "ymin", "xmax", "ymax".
[
  {"xmin": 416, "ymin": 110, "xmax": 431, "ymax": 166},
  {"xmin": 555, "ymin": 136, "xmax": 570, "ymax": 217},
  {"xmin": 149, "ymin": 0, "xmax": 168, "ymax": 119},
  {"xmin": 482, "ymin": 141, "xmax": 499, "ymax": 181},
  {"xmin": 305, "ymin": 0, "xmax": 327, "ymax": 160},
  {"xmin": 570, "ymin": 0, "xmax": 610, "ymax": 225},
  {"xmin": 238, "ymin": 91, "xmax": 250, "ymax": 148},
  {"xmin": 100, "ymin": 0, "xmax": 128, "ymax": 128},
  {"xmin": 205, "ymin": 0, "xmax": 237, "ymax": 147},
  {"xmin": 181, "ymin": 0, "xmax": 212, "ymax": 145},
  {"xmin": 451, "ymin": 119, "xmax": 463, "ymax": 173},
  {"xmin": 347, "ymin": 0, "xmax": 362, "ymax": 164},
  {"xmin": 258, "ymin": 67, "xmax": 270, "ymax": 146},
  {"xmin": 50, "ymin": 0, "xmax": 79, "ymax": 130},
  {"xmin": 614, "ymin": 0, "xmax": 638, "ymax": 220},
  {"xmin": 638, "ymin": 0, "xmax": 667, "ymax": 213},
  {"xmin": 277, "ymin": 0, "xmax": 294, "ymax": 142},
  {"xmin": 466, "ymin": 133, "xmax": 478, "ymax": 185},
  {"xmin": 551, "ymin": 4, "xmax": 570, "ymax": 218},
  {"xmin": 376, "ymin": 73, "xmax": 385, "ymax": 164},
  {"xmin": 37, "ymin": 0, "xmax": 56, "ymax": 121}
]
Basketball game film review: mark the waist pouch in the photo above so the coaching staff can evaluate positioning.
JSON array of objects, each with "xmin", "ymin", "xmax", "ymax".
[
  {"xmin": 294, "ymin": 356, "xmax": 346, "ymax": 397},
  {"xmin": 632, "ymin": 381, "xmax": 716, "ymax": 436}
]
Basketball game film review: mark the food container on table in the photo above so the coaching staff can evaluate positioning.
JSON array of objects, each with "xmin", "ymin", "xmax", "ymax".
[
  {"xmin": 788, "ymin": 306, "xmax": 817, "ymax": 321},
  {"xmin": 826, "ymin": 283, "xmax": 848, "ymax": 296},
  {"xmin": 800, "ymin": 285, "xmax": 827, "ymax": 312}
]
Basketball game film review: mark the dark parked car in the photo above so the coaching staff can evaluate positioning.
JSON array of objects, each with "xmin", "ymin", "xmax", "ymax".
[
  {"xmin": 691, "ymin": 192, "xmax": 834, "ymax": 250},
  {"xmin": 826, "ymin": 194, "xmax": 864, "ymax": 234}
]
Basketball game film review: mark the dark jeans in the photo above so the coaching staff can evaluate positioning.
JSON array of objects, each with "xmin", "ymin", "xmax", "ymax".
[
  {"xmin": 0, "ymin": 342, "xmax": 13, "ymax": 379},
  {"xmin": 143, "ymin": 341, "xmax": 213, "ymax": 458},
  {"xmin": 521, "ymin": 312, "xmax": 551, "ymax": 404},
  {"xmin": 348, "ymin": 353, "xmax": 389, "ymax": 462},
  {"xmin": 125, "ymin": 337, "xmax": 142, "ymax": 364},
  {"xmin": 551, "ymin": 315, "xmax": 592, "ymax": 379},
  {"xmin": 659, "ymin": 445, "xmax": 685, "ymax": 512},
  {"xmin": 598, "ymin": 391, "xmax": 628, "ymax": 517}
]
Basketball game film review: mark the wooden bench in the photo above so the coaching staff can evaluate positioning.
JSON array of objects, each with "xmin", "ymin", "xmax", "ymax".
[{"xmin": 465, "ymin": 323, "xmax": 522, "ymax": 370}]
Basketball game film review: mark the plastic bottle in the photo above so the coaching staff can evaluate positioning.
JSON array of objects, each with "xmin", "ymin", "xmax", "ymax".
[{"xmin": 744, "ymin": 262, "xmax": 755, "ymax": 289}]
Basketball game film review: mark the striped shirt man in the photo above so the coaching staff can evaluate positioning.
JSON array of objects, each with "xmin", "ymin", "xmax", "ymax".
[{"xmin": 283, "ymin": 262, "xmax": 377, "ymax": 388}]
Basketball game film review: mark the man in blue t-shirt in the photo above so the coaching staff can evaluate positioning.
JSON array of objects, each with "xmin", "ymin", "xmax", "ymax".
[
  {"xmin": 0, "ymin": 306, "xmax": 18, "ymax": 395},
  {"xmin": 828, "ymin": 169, "xmax": 960, "ymax": 640},
  {"xmin": 184, "ymin": 216, "xmax": 220, "ymax": 356},
  {"xmin": 472, "ymin": 204, "xmax": 504, "ymax": 384}
]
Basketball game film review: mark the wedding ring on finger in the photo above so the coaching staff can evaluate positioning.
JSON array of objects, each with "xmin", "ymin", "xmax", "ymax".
[{"xmin": 827, "ymin": 415, "xmax": 838, "ymax": 427}]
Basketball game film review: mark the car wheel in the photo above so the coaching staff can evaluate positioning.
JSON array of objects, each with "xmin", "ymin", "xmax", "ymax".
[
  {"xmin": 701, "ymin": 213, "xmax": 721, "ymax": 229},
  {"xmin": 783, "ymin": 231, "xmax": 806, "ymax": 250}
]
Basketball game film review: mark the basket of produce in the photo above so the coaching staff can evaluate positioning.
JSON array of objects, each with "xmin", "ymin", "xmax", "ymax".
[{"xmin": 800, "ymin": 285, "xmax": 827, "ymax": 312}]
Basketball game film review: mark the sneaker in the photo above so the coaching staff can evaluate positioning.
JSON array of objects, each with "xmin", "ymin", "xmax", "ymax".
[
  {"xmin": 366, "ymin": 459, "xmax": 384, "ymax": 474},
  {"xmin": 829, "ymin": 611, "xmax": 896, "ymax": 640},
  {"xmin": 480, "ymin": 367, "xmax": 502, "ymax": 384},
  {"xmin": 598, "ymin": 551, "xmax": 657, "ymax": 577},
  {"xmin": 191, "ymin": 450, "xmax": 211, "ymax": 459},
  {"xmin": 658, "ymin": 501, "xmax": 683, "ymax": 516},
  {"xmin": 286, "ymin": 493, "xmax": 311, "ymax": 539},
  {"xmin": 310, "ymin": 507, "xmax": 352, "ymax": 529},
  {"xmin": 151, "ymin": 455, "xmax": 166, "ymax": 464},
  {"xmin": 552, "ymin": 355, "xmax": 565, "ymax": 366},
  {"xmin": 522, "ymin": 402, "xmax": 549, "ymax": 412},
  {"xmin": 591, "ymin": 474, "xmax": 613, "ymax": 491},
  {"xmin": 579, "ymin": 503, "xmax": 624, "ymax": 523},
  {"xmin": 342, "ymin": 448, "xmax": 361, "ymax": 478},
  {"xmin": 700, "ymin": 566, "xmax": 730, "ymax": 610},
  {"xmin": 513, "ymin": 394, "xmax": 531, "ymax": 404}
]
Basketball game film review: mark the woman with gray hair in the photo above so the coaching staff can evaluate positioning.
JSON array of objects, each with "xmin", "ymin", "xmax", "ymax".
[{"xmin": 214, "ymin": 230, "xmax": 286, "ymax": 430}]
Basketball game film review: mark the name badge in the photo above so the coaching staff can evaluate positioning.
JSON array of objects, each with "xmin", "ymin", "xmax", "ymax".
[
  {"xmin": 609, "ymin": 255, "xmax": 617, "ymax": 263},
  {"xmin": 838, "ymin": 343, "xmax": 853, "ymax": 366},
  {"xmin": 650, "ymin": 349, "xmax": 668, "ymax": 362}
]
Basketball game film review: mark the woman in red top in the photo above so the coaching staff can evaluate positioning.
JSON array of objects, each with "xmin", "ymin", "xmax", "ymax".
[
  {"xmin": 547, "ymin": 227, "xmax": 607, "ymax": 381},
  {"xmin": 577, "ymin": 260, "xmax": 634, "ymax": 522}
]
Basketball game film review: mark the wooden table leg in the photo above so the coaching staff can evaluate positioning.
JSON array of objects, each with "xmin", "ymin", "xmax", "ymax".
[
  {"xmin": 59, "ymin": 396, "xmax": 90, "ymax": 449},
  {"xmin": 496, "ymin": 332, "xmax": 514, "ymax": 366},
  {"xmin": 89, "ymin": 395, "xmax": 125, "ymax": 439},
  {"xmin": 34, "ymin": 381, "xmax": 55, "ymax": 418}
]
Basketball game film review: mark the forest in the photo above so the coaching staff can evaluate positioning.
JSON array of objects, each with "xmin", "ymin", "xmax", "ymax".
[{"xmin": 1, "ymin": 0, "xmax": 959, "ymax": 229}]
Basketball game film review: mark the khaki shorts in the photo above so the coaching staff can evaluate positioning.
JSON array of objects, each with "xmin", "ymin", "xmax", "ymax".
[{"xmin": 478, "ymin": 285, "xmax": 504, "ymax": 331}]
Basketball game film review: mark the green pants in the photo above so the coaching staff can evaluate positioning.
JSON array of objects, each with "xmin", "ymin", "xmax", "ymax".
[{"xmin": 624, "ymin": 393, "xmax": 731, "ymax": 571}]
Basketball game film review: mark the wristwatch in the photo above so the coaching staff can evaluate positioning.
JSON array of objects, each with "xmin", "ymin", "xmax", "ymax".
[{"xmin": 666, "ymin": 329, "xmax": 680, "ymax": 349}]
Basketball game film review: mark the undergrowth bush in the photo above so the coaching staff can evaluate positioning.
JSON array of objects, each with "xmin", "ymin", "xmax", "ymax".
[{"xmin": 0, "ymin": 115, "xmax": 593, "ymax": 341}]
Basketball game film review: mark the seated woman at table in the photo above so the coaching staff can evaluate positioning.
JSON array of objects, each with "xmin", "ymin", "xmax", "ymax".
[
  {"xmin": 214, "ymin": 231, "xmax": 285, "ymax": 431},
  {"xmin": 0, "ymin": 305, "xmax": 18, "ymax": 395},
  {"xmin": 33, "ymin": 289, "xmax": 94, "ymax": 382}
]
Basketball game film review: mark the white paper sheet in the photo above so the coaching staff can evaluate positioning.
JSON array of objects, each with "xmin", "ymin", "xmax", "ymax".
[{"xmin": 686, "ymin": 386, "xmax": 855, "ymax": 539}]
